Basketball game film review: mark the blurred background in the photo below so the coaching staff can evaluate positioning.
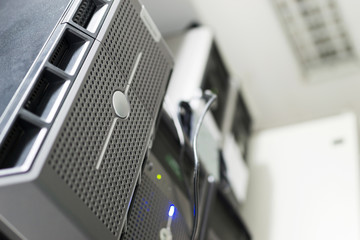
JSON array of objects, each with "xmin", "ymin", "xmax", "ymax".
[{"xmin": 141, "ymin": 0, "xmax": 360, "ymax": 239}]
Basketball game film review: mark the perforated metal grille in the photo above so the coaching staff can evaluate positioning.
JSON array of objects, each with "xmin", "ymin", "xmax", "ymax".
[
  {"xmin": 103, "ymin": 0, "xmax": 171, "ymax": 117},
  {"xmin": 131, "ymin": 42, "xmax": 171, "ymax": 119},
  {"xmin": 122, "ymin": 175, "xmax": 189, "ymax": 240},
  {"xmin": 46, "ymin": 45, "xmax": 152, "ymax": 237},
  {"xmin": 103, "ymin": 0, "xmax": 143, "ymax": 80}
]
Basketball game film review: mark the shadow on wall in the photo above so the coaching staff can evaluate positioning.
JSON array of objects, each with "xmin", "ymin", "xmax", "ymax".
[{"xmin": 240, "ymin": 164, "xmax": 273, "ymax": 240}]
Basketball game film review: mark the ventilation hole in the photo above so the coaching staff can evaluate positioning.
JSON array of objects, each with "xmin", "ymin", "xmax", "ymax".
[
  {"xmin": 49, "ymin": 29, "xmax": 89, "ymax": 75},
  {"xmin": 273, "ymin": 0, "xmax": 355, "ymax": 70},
  {"xmin": 73, "ymin": 0, "xmax": 97, "ymax": 28},
  {"xmin": 0, "ymin": 119, "xmax": 42, "ymax": 170},
  {"xmin": 0, "ymin": 230, "xmax": 10, "ymax": 240},
  {"xmin": 25, "ymin": 76, "xmax": 47, "ymax": 111},
  {"xmin": 73, "ymin": 0, "xmax": 109, "ymax": 33},
  {"xmin": 24, "ymin": 70, "xmax": 68, "ymax": 121},
  {"xmin": 50, "ymin": 37, "xmax": 69, "ymax": 66}
]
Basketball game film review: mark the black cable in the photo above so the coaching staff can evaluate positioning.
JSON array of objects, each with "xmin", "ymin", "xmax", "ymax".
[
  {"xmin": 163, "ymin": 98, "xmax": 192, "ymax": 202},
  {"xmin": 164, "ymin": 91, "xmax": 217, "ymax": 240},
  {"xmin": 190, "ymin": 90, "xmax": 217, "ymax": 240}
]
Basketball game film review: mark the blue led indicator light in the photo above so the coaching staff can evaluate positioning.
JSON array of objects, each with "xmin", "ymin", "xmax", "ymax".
[{"xmin": 168, "ymin": 205, "xmax": 175, "ymax": 217}]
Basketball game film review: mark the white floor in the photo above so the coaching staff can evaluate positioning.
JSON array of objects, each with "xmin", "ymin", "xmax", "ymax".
[{"xmin": 240, "ymin": 112, "xmax": 360, "ymax": 240}]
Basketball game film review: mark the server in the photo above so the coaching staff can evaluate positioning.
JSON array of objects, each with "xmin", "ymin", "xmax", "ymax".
[
  {"xmin": 129, "ymin": 109, "xmax": 216, "ymax": 240},
  {"xmin": 221, "ymin": 78, "xmax": 252, "ymax": 158},
  {"xmin": 205, "ymin": 189, "xmax": 252, "ymax": 240},
  {"xmin": 0, "ymin": 0, "xmax": 173, "ymax": 239},
  {"xmin": 126, "ymin": 109, "xmax": 251, "ymax": 240}
]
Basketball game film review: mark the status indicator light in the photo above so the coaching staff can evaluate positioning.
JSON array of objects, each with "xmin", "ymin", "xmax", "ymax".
[
  {"xmin": 157, "ymin": 174, "xmax": 162, "ymax": 180},
  {"xmin": 168, "ymin": 205, "xmax": 175, "ymax": 217},
  {"xmin": 160, "ymin": 205, "xmax": 176, "ymax": 239}
]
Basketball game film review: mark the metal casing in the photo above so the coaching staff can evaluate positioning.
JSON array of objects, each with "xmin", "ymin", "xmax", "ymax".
[{"xmin": 0, "ymin": 0, "xmax": 173, "ymax": 239}]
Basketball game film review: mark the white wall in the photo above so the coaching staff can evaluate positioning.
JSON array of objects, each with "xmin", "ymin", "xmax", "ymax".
[
  {"xmin": 191, "ymin": 0, "xmax": 360, "ymax": 130},
  {"xmin": 242, "ymin": 113, "xmax": 360, "ymax": 240}
]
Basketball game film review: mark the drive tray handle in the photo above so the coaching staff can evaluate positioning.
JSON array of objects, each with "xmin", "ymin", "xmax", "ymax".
[
  {"xmin": 72, "ymin": 0, "xmax": 110, "ymax": 33},
  {"xmin": 49, "ymin": 29, "xmax": 90, "ymax": 75}
]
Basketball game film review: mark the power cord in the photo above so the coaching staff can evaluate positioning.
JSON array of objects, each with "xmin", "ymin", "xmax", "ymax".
[
  {"xmin": 190, "ymin": 90, "xmax": 217, "ymax": 240},
  {"xmin": 164, "ymin": 91, "xmax": 217, "ymax": 240},
  {"xmin": 163, "ymin": 98, "xmax": 192, "ymax": 201}
]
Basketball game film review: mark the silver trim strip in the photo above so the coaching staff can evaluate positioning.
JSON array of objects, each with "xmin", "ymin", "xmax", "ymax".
[
  {"xmin": 140, "ymin": 6, "xmax": 161, "ymax": 42},
  {"xmin": 0, "ymin": 214, "xmax": 27, "ymax": 240},
  {"xmin": 125, "ymin": 52, "xmax": 142, "ymax": 94},
  {"xmin": 96, "ymin": 117, "xmax": 118, "ymax": 170}
]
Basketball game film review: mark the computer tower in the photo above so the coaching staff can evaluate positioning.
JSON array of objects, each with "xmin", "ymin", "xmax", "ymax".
[
  {"xmin": 127, "ymin": 109, "xmax": 215, "ymax": 240},
  {"xmin": 221, "ymin": 78, "xmax": 252, "ymax": 158},
  {"xmin": 0, "ymin": 0, "xmax": 173, "ymax": 239},
  {"xmin": 132, "ymin": 109, "xmax": 250, "ymax": 240},
  {"xmin": 205, "ymin": 189, "xmax": 251, "ymax": 240},
  {"xmin": 121, "ymin": 152, "xmax": 192, "ymax": 240},
  {"xmin": 220, "ymin": 78, "xmax": 252, "ymax": 203}
]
